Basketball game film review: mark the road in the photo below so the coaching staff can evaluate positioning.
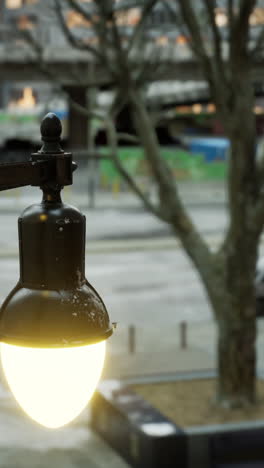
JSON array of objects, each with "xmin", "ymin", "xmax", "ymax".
[
  {"xmin": 0, "ymin": 248, "xmax": 212, "ymax": 329},
  {"xmin": 0, "ymin": 200, "xmax": 228, "ymax": 251}
]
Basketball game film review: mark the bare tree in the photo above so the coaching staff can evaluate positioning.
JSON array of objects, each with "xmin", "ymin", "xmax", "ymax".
[{"xmin": 48, "ymin": 0, "xmax": 264, "ymax": 409}]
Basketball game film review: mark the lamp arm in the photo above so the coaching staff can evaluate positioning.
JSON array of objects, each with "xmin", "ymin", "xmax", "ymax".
[
  {"xmin": 0, "ymin": 160, "xmax": 48, "ymax": 192},
  {"xmin": 0, "ymin": 156, "xmax": 76, "ymax": 193}
]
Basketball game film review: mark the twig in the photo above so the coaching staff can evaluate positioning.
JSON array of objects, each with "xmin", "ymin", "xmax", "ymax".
[
  {"xmin": 127, "ymin": 0, "xmax": 160, "ymax": 54},
  {"xmin": 54, "ymin": 0, "xmax": 105, "ymax": 62}
]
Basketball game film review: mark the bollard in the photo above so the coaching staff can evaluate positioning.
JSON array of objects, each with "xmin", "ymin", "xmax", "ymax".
[
  {"xmin": 128, "ymin": 325, "xmax": 136, "ymax": 354},
  {"xmin": 88, "ymin": 157, "xmax": 97, "ymax": 209},
  {"xmin": 180, "ymin": 321, "xmax": 187, "ymax": 349},
  {"xmin": 112, "ymin": 180, "xmax": 120, "ymax": 196}
]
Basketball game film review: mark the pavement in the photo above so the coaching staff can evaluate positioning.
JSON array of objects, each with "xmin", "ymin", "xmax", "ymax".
[
  {"xmin": 105, "ymin": 318, "xmax": 264, "ymax": 380},
  {"xmin": 0, "ymin": 180, "xmax": 262, "ymax": 468},
  {"xmin": 0, "ymin": 180, "xmax": 227, "ymax": 213}
]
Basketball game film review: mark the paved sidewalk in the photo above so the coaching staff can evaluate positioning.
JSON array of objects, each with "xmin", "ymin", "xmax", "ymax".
[{"xmin": 105, "ymin": 317, "xmax": 264, "ymax": 379}]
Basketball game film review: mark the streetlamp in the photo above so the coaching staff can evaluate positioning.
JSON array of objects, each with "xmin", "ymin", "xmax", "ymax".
[{"xmin": 0, "ymin": 113, "xmax": 113, "ymax": 429}]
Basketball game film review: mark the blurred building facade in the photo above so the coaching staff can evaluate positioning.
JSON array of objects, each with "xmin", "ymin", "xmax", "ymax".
[{"xmin": 0, "ymin": 0, "xmax": 264, "ymax": 147}]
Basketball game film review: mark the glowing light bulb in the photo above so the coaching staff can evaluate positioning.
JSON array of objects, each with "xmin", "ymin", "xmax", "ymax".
[{"xmin": 0, "ymin": 341, "xmax": 106, "ymax": 429}]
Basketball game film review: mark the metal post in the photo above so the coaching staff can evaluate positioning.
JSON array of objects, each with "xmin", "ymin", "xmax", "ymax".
[
  {"xmin": 180, "ymin": 321, "xmax": 187, "ymax": 349},
  {"xmin": 128, "ymin": 325, "xmax": 136, "ymax": 354},
  {"xmin": 88, "ymin": 155, "xmax": 96, "ymax": 209}
]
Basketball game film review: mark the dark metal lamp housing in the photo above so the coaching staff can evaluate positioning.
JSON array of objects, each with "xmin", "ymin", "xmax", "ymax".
[
  {"xmin": 0, "ymin": 113, "xmax": 112, "ymax": 347},
  {"xmin": 0, "ymin": 113, "xmax": 113, "ymax": 428}
]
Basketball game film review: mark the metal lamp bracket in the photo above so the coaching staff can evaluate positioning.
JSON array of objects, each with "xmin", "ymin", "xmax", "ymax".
[{"xmin": 0, "ymin": 113, "xmax": 76, "ymax": 192}]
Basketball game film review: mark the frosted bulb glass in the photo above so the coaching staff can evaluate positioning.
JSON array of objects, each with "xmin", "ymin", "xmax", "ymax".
[{"xmin": 0, "ymin": 341, "xmax": 106, "ymax": 429}]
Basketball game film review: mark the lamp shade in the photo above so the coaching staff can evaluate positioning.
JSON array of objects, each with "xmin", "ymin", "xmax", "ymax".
[{"xmin": 0, "ymin": 198, "xmax": 113, "ymax": 348}]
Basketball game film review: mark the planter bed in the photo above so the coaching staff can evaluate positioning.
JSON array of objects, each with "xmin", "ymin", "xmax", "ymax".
[{"xmin": 90, "ymin": 370, "xmax": 264, "ymax": 468}]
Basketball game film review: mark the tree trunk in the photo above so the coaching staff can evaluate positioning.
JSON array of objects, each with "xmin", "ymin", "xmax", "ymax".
[
  {"xmin": 215, "ymin": 184, "xmax": 259, "ymax": 407},
  {"xmin": 207, "ymin": 241, "xmax": 257, "ymax": 408},
  {"xmin": 216, "ymin": 313, "xmax": 256, "ymax": 407},
  {"xmin": 214, "ymin": 64, "xmax": 259, "ymax": 407},
  {"xmin": 216, "ymin": 228, "xmax": 259, "ymax": 407}
]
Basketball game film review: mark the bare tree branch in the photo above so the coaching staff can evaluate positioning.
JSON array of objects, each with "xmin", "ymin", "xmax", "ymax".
[
  {"xmin": 21, "ymin": 29, "xmax": 108, "ymax": 87},
  {"xmin": 133, "ymin": 43, "xmax": 164, "ymax": 87},
  {"xmin": 54, "ymin": 0, "xmax": 105, "ymax": 61},
  {"xmin": 108, "ymin": 90, "xmax": 128, "ymax": 119},
  {"xmin": 163, "ymin": 0, "xmax": 188, "ymax": 36},
  {"xmin": 68, "ymin": 88, "xmax": 216, "ymax": 274},
  {"xmin": 91, "ymin": 0, "xmax": 115, "ymax": 61},
  {"xmin": 231, "ymin": 0, "xmax": 256, "ymax": 56},
  {"xmin": 251, "ymin": 28, "xmax": 264, "ymax": 58},
  {"xmin": 60, "ymin": 94, "xmax": 161, "ymax": 216},
  {"xmin": 117, "ymin": 133, "xmax": 139, "ymax": 143},
  {"xmin": 28, "ymin": 0, "xmax": 215, "ymax": 291},
  {"xmin": 21, "ymin": 29, "xmax": 44, "ymax": 58},
  {"xmin": 21, "ymin": 29, "xmax": 144, "ymax": 196},
  {"xmin": 109, "ymin": 5, "xmax": 128, "ymax": 75},
  {"xmin": 66, "ymin": 0, "xmax": 96, "ymax": 22},
  {"xmin": 127, "ymin": 0, "xmax": 159, "ymax": 53},
  {"xmin": 97, "ymin": 111, "xmax": 164, "ymax": 220},
  {"xmin": 103, "ymin": 116, "xmax": 163, "ymax": 219},
  {"xmin": 176, "ymin": 0, "xmax": 232, "ymax": 126},
  {"xmin": 227, "ymin": 0, "xmax": 234, "ymax": 35},
  {"xmin": 177, "ymin": 0, "xmax": 210, "ymax": 63},
  {"xmin": 128, "ymin": 88, "xmax": 216, "ymax": 278},
  {"xmin": 202, "ymin": 0, "xmax": 223, "ymax": 71}
]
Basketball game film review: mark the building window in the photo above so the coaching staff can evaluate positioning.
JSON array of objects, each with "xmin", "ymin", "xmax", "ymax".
[
  {"xmin": 250, "ymin": 8, "xmax": 264, "ymax": 26},
  {"xmin": 214, "ymin": 7, "xmax": 264, "ymax": 28},
  {"xmin": 16, "ymin": 14, "xmax": 36, "ymax": 29},
  {"xmin": 66, "ymin": 10, "xmax": 92, "ymax": 28},
  {"xmin": 116, "ymin": 8, "xmax": 141, "ymax": 26},
  {"xmin": 6, "ymin": 0, "xmax": 38, "ymax": 8},
  {"xmin": 6, "ymin": 0, "xmax": 22, "ymax": 8},
  {"xmin": 214, "ymin": 8, "xmax": 228, "ymax": 27},
  {"xmin": 156, "ymin": 35, "xmax": 169, "ymax": 46},
  {"xmin": 176, "ymin": 35, "xmax": 188, "ymax": 45},
  {"xmin": 83, "ymin": 36, "xmax": 98, "ymax": 45},
  {"xmin": 8, "ymin": 87, "xmax": 37, "ymax": 110}
]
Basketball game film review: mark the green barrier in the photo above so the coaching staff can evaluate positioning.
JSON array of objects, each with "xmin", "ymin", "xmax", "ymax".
[
  {"xmin": 98, "ymin": 147, "xmax": 227, "ymax": 185},
  {"xmin": 99, "ymin": 147, "xmax": 143, "ymax": 184},
  {"xmin": 0, "ymin": 113, "xmax": 38, "ymax": 123}
]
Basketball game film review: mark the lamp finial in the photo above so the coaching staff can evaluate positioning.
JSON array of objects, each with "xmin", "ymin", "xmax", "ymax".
[{"xmin": 40, "ymin": 113, "xmax": 63, "ymax": 153}]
